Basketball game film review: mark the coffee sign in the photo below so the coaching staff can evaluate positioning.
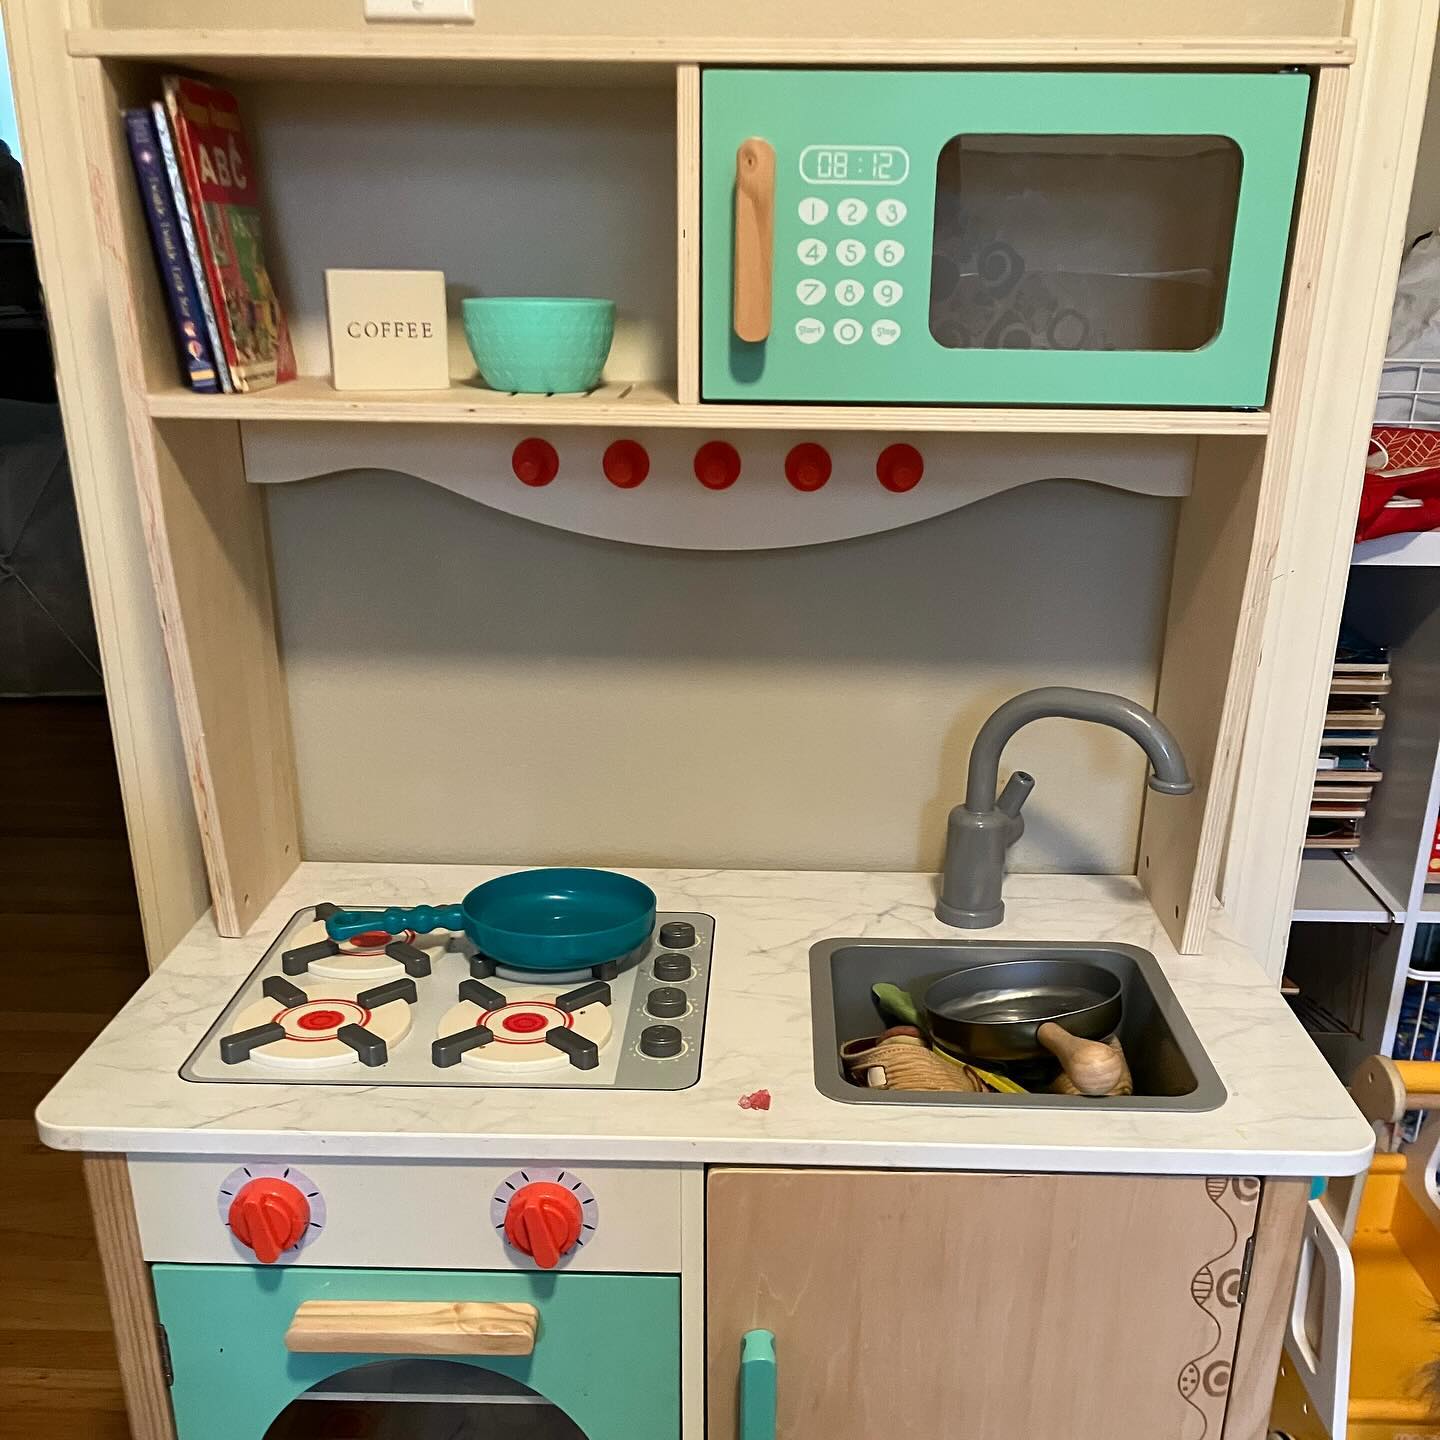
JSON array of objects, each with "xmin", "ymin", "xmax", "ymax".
[{"xmin": 325, "ymin": 269, "xmax": 449, "ymax": 390}]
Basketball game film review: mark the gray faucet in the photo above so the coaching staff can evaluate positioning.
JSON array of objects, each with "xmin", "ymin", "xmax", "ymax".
[{"xmin": 935, "ymin": 686, "xmax": 1194, "ymax": 929}]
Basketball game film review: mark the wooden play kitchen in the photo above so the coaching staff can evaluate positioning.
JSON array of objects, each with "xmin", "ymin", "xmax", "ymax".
[{"xmin": 10, "ymin": 2, "xmax": 1440, "ymax": 1440}]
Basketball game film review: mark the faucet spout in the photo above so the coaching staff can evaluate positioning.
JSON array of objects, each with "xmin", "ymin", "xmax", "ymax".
[{"xmin": 937, "ymin": 686, "xmax": 1193, "ymax": 930}]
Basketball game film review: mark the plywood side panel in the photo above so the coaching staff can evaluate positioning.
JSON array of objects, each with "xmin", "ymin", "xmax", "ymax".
[
  {"xmin": 1223, "ymin": 0, "xmax": 1440, "ymax": 977},
  {"xmin": 1142, "ymin": 68, "xmax": 1350, "ymax": 954},
  {"xmin": 676, "ymin": 64, "xmax": 700, "ymax": 407},
  {"xmin": 3, "ymin": 0, "xmax": 208, "ymax": 962},
  {"xmin": 83, "ymin": 1157, "xmax": 177, "ymax": 1440},
  {"xmin": 74, "ymin": 57, "xmax": 300, "ymax": 935}
]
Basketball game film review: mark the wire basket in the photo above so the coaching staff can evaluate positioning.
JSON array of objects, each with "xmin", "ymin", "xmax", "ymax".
[{"xmin": 1375, "ymin": 356, "xmax": 1440, "ymax": 426}]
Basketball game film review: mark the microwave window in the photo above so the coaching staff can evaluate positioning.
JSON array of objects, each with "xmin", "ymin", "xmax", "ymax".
[{"xmin": 928, "ymin": 134, "xmax": 1242, "ymax": 353}]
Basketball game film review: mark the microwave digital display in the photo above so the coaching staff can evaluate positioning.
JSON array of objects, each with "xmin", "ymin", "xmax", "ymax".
[{"xmin": 798, "ymin": 144, "xmax": 910, "ymax": 186}]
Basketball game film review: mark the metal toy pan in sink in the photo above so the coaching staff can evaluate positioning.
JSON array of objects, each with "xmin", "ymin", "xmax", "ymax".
[
  {"xmin": 325, "ymin": 868, "xmax": 657, "ymax": 974},
  {"xmin": 811, "ymin": 939, "xmax": 1226, "ymax": 1110}
]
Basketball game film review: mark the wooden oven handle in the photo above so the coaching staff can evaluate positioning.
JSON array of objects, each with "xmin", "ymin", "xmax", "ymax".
[
  {"xmin": 285, "ymin": 1300, "xmax": 538, "ymax": 1356},
  {"xmin": 733, "ymin": 137, "xmax": 776, "ymax": 342}
]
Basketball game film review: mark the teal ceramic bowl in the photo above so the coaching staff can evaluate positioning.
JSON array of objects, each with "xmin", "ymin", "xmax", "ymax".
[{"xmin": 462, "ymin": 297, "xmax": 616, "ymax": 395}]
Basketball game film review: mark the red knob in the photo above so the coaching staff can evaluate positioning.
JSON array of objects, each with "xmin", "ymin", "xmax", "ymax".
[
  {"xmin": 511, "ymin": 437, "xmax": 560, "ymax": 487},
  {"xmin": 876, "ymin": 443, "xmax": 925, "ymax": 493},
  {"xmin": 603, "ymin": 439, "xmax": 650, "ymax": 489},
  {"xmin": 785, "ymin": 443, "xmax": 832, "ymax": 492},
  {"xmin": 227, "ymin": 1177, "xmax": 311, "ymax": 1264},
  {"xmin": 694, "ymin": 441, "xmax": 741, "ymax": 491},
  {"xmin": 504, "ymin": 1181, "xmax": 585, "ymax": 1270}
]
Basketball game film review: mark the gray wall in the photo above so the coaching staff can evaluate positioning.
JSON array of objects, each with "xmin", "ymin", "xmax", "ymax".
[{"xmin": 269, "ymin": 473, "xmax": 1176, "ymax": 873}]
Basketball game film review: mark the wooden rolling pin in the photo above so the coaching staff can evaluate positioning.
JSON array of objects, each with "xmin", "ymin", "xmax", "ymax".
[{"xmin": 1037, "ymin": 1022, "xmax": 1133, "ymax": 1096}]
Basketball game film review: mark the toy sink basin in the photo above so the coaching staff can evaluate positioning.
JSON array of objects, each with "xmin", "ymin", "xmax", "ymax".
[{"xmin": 810, "ymin": 938, "xmax": 1226, "ymax": 1110}]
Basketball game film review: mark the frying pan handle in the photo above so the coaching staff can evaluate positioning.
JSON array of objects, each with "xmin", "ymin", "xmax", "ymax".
[
  {"xmin": 324, "ymin": 905, "xmax": 466, "ymax": 942},
  {"xmin": 740, "ymin": 1330, "xmax": 776, "ymax": 1440}
]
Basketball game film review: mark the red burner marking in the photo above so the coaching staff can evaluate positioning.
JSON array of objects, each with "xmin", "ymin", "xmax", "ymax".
[
  {"xmin": 501, "ymin": 1012, "xmax": 548, "ymax": 1034},
  {"xmin": 298, "ymin": 1008, "xmax": 347, "ymax": 1031},
  {"xmin": 350, "ymin": 930, "xmax": 392, "ymax": 949}
]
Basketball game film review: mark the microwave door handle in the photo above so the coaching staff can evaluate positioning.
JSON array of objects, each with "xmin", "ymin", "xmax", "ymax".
[{"xmin": 734, "ymin": 137, "xmax": 776, "ymax": 342}]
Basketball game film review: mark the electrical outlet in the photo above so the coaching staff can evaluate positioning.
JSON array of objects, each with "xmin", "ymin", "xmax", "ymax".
[{"xmin": 365, "ymin": 0, "xmax": 474, "ymax": 21}]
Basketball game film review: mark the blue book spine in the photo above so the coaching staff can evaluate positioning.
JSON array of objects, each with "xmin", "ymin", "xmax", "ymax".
[{"xmin": 123, "ymin": 107, "xmax": 220, "ymax": 393}]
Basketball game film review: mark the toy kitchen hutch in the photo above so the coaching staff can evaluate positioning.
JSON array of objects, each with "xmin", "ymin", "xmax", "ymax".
[{"xmin": 10, "ymin": 1, "xmax": 1440, "ymax": 1439}]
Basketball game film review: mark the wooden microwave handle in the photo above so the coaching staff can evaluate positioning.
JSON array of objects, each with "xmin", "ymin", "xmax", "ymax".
[
  {"xmin": 733, "ymin": 137, "xmax": 776, "ymax": 342},
  {"xmin": 285, "ymin": 1300, "xmax": 539, "ymax": 1356}
]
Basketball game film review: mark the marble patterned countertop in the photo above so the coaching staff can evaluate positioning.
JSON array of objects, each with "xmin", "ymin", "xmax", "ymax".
[{"xmin": 37, "ymin": 863, "xmax": 1374, "ymax": 1176}]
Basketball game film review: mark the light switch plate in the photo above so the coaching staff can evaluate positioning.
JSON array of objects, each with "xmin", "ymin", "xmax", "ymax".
[{"xmin": 365, "ymin": 0, "xmax": 474, "ymax": 20}]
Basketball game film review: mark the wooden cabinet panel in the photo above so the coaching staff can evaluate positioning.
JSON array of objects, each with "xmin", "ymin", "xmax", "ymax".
[{"xmin": 707, "ymin": 1169, "xmax": 1262, "ymax": 1440}]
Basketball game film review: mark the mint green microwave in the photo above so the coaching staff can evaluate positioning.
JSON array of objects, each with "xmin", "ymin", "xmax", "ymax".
[{"xmin": 701, "ymin": 69, "xmax": 1311, "ymax": 407}]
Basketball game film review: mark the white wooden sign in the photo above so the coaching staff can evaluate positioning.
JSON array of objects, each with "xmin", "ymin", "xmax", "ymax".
[{"xmin": 325, "ymin": 269, "xmax": 449, "ymax": 391}]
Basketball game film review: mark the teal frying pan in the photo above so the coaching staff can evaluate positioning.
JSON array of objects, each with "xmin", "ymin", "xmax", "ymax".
[{"xmin": 324, "ymin": 868, "xmax": 657, "ymax": 974}]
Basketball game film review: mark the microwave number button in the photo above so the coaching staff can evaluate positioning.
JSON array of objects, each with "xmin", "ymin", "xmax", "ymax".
[
  {"xmin": 873, "ymin": 280, "xmax": 903, "ymax": 308},
  {"xmin": 796, "ymin": 279, "xmax": 827, "ymax": 306},
  {"xmin": 835, "ymin": 239, "xmax": 867, "ymax": 268},
  {"xmin": 871, "ymin": 319, "xmax": 902, "ymax": 347},
  {"xmin": 797, "ymin": 196, "xmax": 829, "ymax": 225},
  {"xmin": 795, "ymin": 317, "xmax": 826, "ymax": 345},
  {"xmin": 836, "ymin": 197, "xmax": 868, "ymax": 226},
  {"xmin": 874, "ymin": 240, "xmax": 905, "ymax": 268},
  {"xmin": 797, "ymin": 238, "xmax": 827, "ymax": 266},
  {"xmin": 833, "ymin": 318, "xmax": 864, "ymax": 346},
  {"xmin": 834, "ymin": 279, "xmax": 865, "ymax": 308},
  {"xmin": 875, "ymin": 198, "xmax": 907, "ymax": 227}
]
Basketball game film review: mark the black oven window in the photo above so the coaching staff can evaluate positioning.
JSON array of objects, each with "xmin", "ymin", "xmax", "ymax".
[
  {"xmin": 263, "ymin": 1358, "xmax": 592, "ymax": 1439},
  {"xmin": 929, "ymin": 134, "xmax": 1242, "ymax": 353}
]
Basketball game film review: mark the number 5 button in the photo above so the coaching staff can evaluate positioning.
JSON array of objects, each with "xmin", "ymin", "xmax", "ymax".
[
  {"xmin": 875, "ymin": 240, "xmax": 905, "ymax": 267},
  {"xmin": 835, "ymin": 239, "xmax": 866, "ymax": 267}
]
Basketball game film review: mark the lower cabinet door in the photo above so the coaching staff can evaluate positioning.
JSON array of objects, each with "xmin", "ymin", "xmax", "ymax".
[
  {"xmin": 707, "ymin": 1169, "xmax": 1262, "ymax": 1440},
  {"xmin": 152, "ymin": 1264, "xmax": 680, "ymax": 1440}
]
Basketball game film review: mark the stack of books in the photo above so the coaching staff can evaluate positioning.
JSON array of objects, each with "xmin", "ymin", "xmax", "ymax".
[
  {"xmin": 123, "ymin": 76, "xmax": 294, "ymax": 395},
  {"xmin": 1307, "ymin": 627, "xmax": 1389, "ymax": 850}
]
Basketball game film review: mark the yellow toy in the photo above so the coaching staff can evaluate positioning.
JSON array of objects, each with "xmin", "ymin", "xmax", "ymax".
[{"xmin": 1270, "ymin": 1058, "xmax": 1440, "ymax": 1440}]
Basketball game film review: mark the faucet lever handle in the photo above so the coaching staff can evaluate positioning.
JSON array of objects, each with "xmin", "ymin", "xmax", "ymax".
[{"xmin": 997, "ymin": 771, "xmax": 1035, "ymax": 818}]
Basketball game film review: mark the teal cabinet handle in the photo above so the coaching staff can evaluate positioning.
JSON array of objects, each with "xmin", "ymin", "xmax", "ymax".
[
  {"xmin": 740, "ymin": 1329, "xmax": 776, "ymax": 1440},
  {"xmin": 325, "ymin": 904, "xmax": 466, "ymax": 941}
]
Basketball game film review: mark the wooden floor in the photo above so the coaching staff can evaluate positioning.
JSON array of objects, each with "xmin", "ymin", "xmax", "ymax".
[{"xmin": 0, "ymin": 698, "xmax": 148, "ymax": 1440}]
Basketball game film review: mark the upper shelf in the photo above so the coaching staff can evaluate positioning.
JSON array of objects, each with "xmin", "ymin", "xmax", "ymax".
[
  {"xmin": 68, "ymin": 29, "xmax": 1357, "ymax": 76},
  {"xmin": 146, "ymin": 377, "xmax": 1272, "ymax": 434}
]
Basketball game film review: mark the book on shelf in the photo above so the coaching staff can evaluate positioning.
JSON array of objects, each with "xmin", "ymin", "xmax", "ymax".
[
  {"xmin": 1312, "ymin": 782, "xmax": 1378, "ymax": 800},
  {"xmin": 149, "ymin": 100, "xmax": 232, "ymax": 394},
  {"xmin": 1313, "ymin": 763, "xmax": 1383, "ymax": 782},
  {"xmin": 1319, "ymin": 731, "xmax": 1382, "ymax": 749},
  {"xmin": 1323, "ymin": 706, "xmax": 1384, "ymax": 730},
  {"xmin": 1328, "ymin": 676, "xmax": 1393, "ymax": 694},
  {"xmin": 122, "ymin": 108, "xmax": 221, "ymax": 394},
  {"xmin": 161, "ymin": 75, "xmax": 295, "ymax": 393}
]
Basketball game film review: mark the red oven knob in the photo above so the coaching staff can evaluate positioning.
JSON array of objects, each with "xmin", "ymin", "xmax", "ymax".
[
  {"xmin": 876, "ymin": 443, "xmax": 924, "ymax": 493},
  {"xmin": 603, "ymin": 439, "xmax": 650, "ymax": 488},
  {"xmin": 227, "ymin": 1177, "xmax": 311, "ymax": 1264},
  {"xmin": 694, "ymin": 440, "xmax": 741, "ymax": 490},
  {"xmin": 512, "ymin": 437, "xmax": 560, "ymax": 487},
  {"xmin": 504, "ymin": 1181, "xmax": 585, "ymax": 1270},
  {"xmin": 785, "ymin": 443, "xmax": 832, "ymax": 492}
]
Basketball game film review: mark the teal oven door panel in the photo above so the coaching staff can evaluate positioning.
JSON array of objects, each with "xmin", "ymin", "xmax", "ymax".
[
  {"xmin": 700, "ymin": 69, "xmax": 1311, "ymax": 407},
  {"xmin": 152, "ymin": 1264, "xmax": 681, "ymax": 1440}
]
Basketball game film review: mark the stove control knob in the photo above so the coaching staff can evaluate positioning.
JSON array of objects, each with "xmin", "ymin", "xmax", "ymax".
[
  {"xmin": 647, "ymin": 986, "xmax": 688, "ymax": 1018},
  {"xmin": 227, "ymin": 1177, "xmax": 311, "ymax": 1265},
  {"xmin": 653, "ymin": 951, "xmax": 692, "ymax": 982},
  {"xmin": 504, "ymin": 1182, "xmax": 585, "ymax": 1270},
  {"xmin": 658, "ymin": 920, "xmax": 696, "ymax": 949},
  {"xmin": 640, "ymin": 1023, "xmax": 684, "ymax": 1059}
]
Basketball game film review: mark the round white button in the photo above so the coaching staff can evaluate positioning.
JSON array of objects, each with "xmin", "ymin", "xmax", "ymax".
[
  {"xmin": 797, "ymin": 238, "xmax": 828, "ymax": 266},
  {"xmin": 875, "ymin": 240, "xmax": 905, "ymax": 268},
  {"xmin": 835, "ymin": 278, "xmax": 865, "ymax": 307},
  {"xmin": 876, "ymin": 199, "xmax": 908, "ymax": 227},
  {"xmin": 873, "ymin": 280, "xmax": 904, "ymax": 308},
  {"xmin": 795, "ymin": 278, "xmax": 827, "ymax": 306},
  {"xmin": 833, "ymin": 318, "xmax": 864, "ymax": 346},
  {"xmin": 798, "ymin": 196, "xmax": 829, "ymax": 225},
  {"xmin": 795, "ymin": 318, "xmax": 825, "ymax": 345},
  {"xmin": 836, "ymin": 197, "xmax": 868, "ymax": 226},
  {"xmin": 871, "ymin": 319, "xmax": 902, "ymax": 346},
  {"xmin": 835, "ymin": 238, "xmax": 867, "ymax": 267}
]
